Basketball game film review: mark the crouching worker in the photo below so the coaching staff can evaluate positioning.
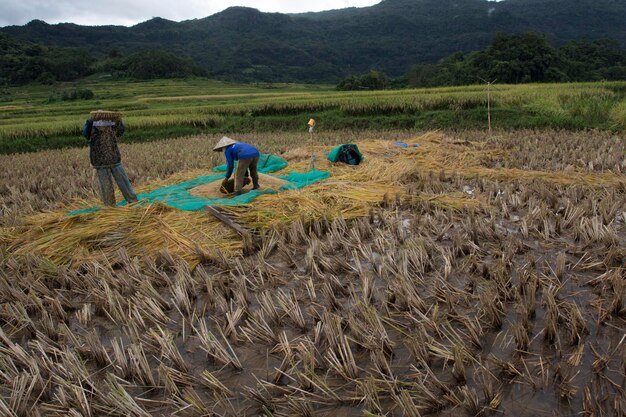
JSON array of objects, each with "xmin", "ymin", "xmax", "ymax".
[
  {"xmin": 213, "ymin": 136, "xmax": 260, "ymax": 195},
  {"xmin": 82, "ymin": 110, "xmax": 138, "ymax": 207}
]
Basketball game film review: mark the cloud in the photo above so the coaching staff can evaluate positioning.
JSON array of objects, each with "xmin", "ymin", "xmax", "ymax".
[{"xmin": 0, "ymin": 0, "xmax": 380, "ymax": 27}]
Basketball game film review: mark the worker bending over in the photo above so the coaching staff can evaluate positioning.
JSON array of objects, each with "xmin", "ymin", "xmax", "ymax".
[{"xmin": 213, "ymin": 136, "xmax": 260, "ymax": 195}]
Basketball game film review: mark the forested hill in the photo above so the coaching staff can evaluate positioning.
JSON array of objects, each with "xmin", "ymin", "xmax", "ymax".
[{"xmin": 2, "ymin": 0, "xmax": 626, "ymax": 83}]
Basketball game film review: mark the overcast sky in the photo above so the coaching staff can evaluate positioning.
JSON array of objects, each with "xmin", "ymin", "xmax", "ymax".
[{"xmin": 0, "ymin": 0, "xmax": 383, "ymax": 27}]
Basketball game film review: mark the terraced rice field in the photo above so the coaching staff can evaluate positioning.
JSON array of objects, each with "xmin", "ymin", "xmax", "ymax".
[{"xmin": 2, "ymin": 79, "xmax": 626, "ymax": 153}]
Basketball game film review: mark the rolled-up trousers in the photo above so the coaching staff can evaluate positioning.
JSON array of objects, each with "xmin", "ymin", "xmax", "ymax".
[
  {"xmin": 234, "ymin": 157, "xmax": 259, "ymax": 193},
  {"xmin": 95, "ymin": 163, "xmax": 138, "ymax": 206}
]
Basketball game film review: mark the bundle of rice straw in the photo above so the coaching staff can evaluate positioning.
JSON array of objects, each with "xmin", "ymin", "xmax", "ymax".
[
  {"xmin": 6, "ymin": 203, "xmax": 242, "ymax": 267},
  {"xmin": 90, "ymin": 110, "xmax": 122, "ymax": 122}
]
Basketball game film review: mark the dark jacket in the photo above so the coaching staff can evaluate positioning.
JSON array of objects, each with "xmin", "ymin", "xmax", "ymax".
[{"xmin": 82, "ymin": 118, "xmax": 125, "ymax": 167}]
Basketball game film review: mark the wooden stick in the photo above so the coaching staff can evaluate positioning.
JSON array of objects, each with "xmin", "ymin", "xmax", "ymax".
[
  {"xmin": 204, "ymin": 205, "xmax": 251, "ymax": 239},
  {"xmin": 204, "ymin": 205, "xmax": 259, "ymax": 255}
]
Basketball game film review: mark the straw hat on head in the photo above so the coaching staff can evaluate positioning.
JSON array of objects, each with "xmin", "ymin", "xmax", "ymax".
[{"xmin": 213, "ymin": 136, "xmax": 238, "ymax": 151}]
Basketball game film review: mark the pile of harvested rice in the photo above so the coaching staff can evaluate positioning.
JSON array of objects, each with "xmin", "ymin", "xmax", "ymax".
[
  {"xmin": 189, "ymin": 173, "xmax": 289, "ymax": 199},
  {"xmin": 5, "ymin": 203, "xmax": 241, "ymax": 267}
]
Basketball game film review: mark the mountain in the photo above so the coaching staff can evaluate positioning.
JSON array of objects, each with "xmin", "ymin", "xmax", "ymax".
[{"xmin": 2, "ymin": 0, "xmax": 626, "ymax": 83}]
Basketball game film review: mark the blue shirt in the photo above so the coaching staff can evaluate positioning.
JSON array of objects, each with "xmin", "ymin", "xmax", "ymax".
[{"xmin": 224, "ymin": 143, "xmax": 260, "ymax": 178}]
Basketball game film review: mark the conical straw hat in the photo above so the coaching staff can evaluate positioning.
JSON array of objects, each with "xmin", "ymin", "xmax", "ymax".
[{"xmin": 213, "ymin": 136, "xmax": 238, "ymax": 151}]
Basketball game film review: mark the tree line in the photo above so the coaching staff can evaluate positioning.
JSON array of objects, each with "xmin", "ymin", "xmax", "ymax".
[
  {"xmin": 338, "ymin": 33, "xmax": 626, "ymax": 90},
  {"xmin": 2, "ymin": 31, "xmax": 626, "ymax": 88},
  {"xmin": 0, "ymin": 33, "xmax": 206, "ymax": 85}
]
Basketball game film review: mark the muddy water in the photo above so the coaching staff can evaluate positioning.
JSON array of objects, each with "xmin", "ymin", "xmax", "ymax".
[
  {"xmin": 173, "ymin": 187, "xmax": 624, "ymax": 416},
  {"xmin": 152, "ymin": 212, "xmax": 624, "ymax": 416}
]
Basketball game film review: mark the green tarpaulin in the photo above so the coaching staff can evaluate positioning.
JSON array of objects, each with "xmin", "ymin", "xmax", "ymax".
[
  {"xmin": 327, "ymin": 144, "xmax": 364, "ymax": 164},
  {"xmin": 68, "ymin": 155, "xmax": 328, "ymax": 216}
]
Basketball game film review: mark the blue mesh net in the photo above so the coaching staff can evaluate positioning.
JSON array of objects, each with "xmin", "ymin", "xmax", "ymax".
[{"xmin": 68, "ymin": 159, "xmax": 329, "ymax": 216}]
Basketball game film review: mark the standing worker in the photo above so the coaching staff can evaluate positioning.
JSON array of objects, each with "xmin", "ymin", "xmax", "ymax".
[
  {"xmin": 82, "ymin": 110, "xmax": 138, "ymax": 207},
  {"xmin": 213, "ymin": 136, "xmax": 260, "ymax": 195}
]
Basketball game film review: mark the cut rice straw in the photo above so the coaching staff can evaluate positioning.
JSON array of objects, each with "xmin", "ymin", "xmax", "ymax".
[{"xmin": 3, "ymin": 131, "xmax": 622, "ymax": 267}]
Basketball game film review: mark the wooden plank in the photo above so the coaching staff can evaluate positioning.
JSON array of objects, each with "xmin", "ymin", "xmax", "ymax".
[
  {"xmin": 204, "ymin": 205, "xmax": 251, "ymax": 239},
  {"xmin": 204, "ymin": 205, "xmax": 260, "ymax": 255}
]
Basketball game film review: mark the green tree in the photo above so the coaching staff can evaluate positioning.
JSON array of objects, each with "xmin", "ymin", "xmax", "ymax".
[
  {"xmin": 472, "ymin": 33, "xmax": 560, "ymax": 83},
  {"xmin": 406, "ymin": 64, "xmax": 439, "ymax": 88},
  {"xmin": 0, "ymin": 33, "xmax": 93, "ymax": 85},
  {"xmin": 125, "ymin": 51, "xmax": 207, "ymax": 79},
  {"xmin": 560, "ymin": 39, "xmax": 626, "ymax": 81},
  {"xmin": 336, "ymin": 69, "xmax": 389, "ymax": 90}
]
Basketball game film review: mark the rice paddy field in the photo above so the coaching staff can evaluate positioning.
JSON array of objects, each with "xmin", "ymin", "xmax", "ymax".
[
  {"xmin": 2, "ymin": 78, "xmax": 626, "ymax": 153},
  {"xmin": 0, "ymin": 79, "xmax": 625, "ymax": 416}
]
